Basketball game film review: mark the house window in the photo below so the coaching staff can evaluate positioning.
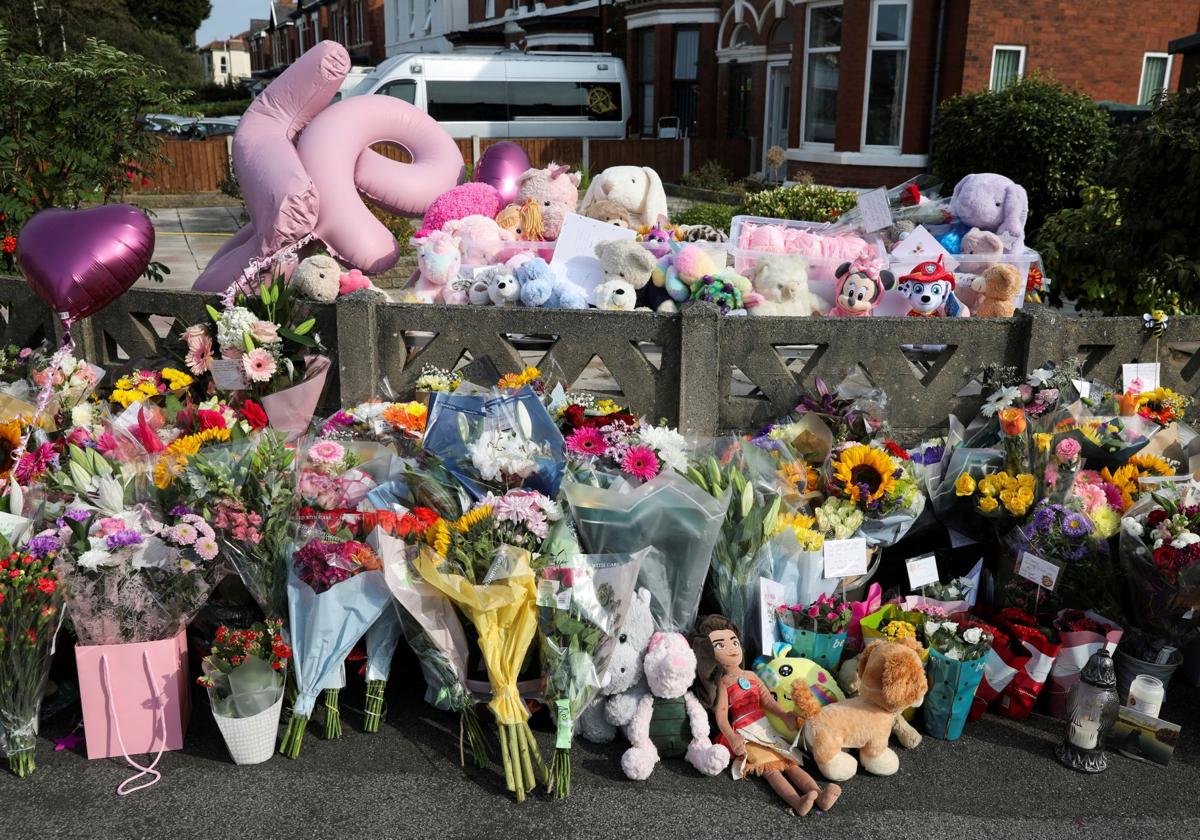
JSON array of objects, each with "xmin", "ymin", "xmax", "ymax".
[
  {"xmin": 638, "ymin": 29, "xmax": 655, "ymax": 136},
  {"xmin": 407, "ymin": 0, "xmax": 415, "ymax": 36},
  {"xmin": 297, "ymin": 17, "xmax": 307, "ymax": 54},
  {"xmin": 425, "ymin": 0, "xmax": 433, "ymax": 34},
  {"xmin": 768, "ymin": 19, "xmax": 793, "ymax": 50},
  {"xmin": 862, "ymin": 0, "xmax": 910, "ymax": 148},
  {"xmin": 1139, "ymin": 52, "xmax": 1172, "ymax": 105},
  {"xmin": 219, "ymin": 55, "xmax": 227, "ymax": 74},
  {"xmin": 672, "ymin": 27, "xmax": 700, "ymax": 137},
  {"xmin": 356, "ymin": 0, "xmax": 366, "ymax": 42},
  {"xmin": 486, "ymin": 0, "xmax": 495, "ymax": 17},
  {"xmin": 310, "ymin": 12, "xmax": 319, "ymax": 40},
  {"xmin": 802, "ymin": 2, "xmax": 841, "ymax": 144},
  {"xmin": 728, "ymin": 64, "xmax": 753, "ymax": 137},
  {"xmin": 990, "ymin": 45, "xmax": 1025, "ymax": 90},
  {"xmin": 728, "ymin": 23, "xmax": 752, "ymax": 50}
]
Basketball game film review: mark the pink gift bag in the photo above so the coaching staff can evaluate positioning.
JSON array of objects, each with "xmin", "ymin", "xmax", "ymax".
[
  {"xmin": 261, "ymin": 355, "xmax": 331, "ymax": 441},
  {"xmin": 75, "ymin": 631, "xmax": 191, "ymax": 764}
]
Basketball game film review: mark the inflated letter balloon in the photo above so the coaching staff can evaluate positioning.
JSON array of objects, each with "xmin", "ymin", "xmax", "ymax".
[
  {"xmin": 297, "ymin": 95, "xmax": 463, "ymax": 274},
  {"xmin": 17, "ymin": 205, "xmax": 154, "ymax": 320},
  {"xmin": 194, "ymin": 41, "xmax": 349, "ymax": 292},
  {"xmin": 474, "ymin": 142, "xmax": 532, "ymax": 206}
]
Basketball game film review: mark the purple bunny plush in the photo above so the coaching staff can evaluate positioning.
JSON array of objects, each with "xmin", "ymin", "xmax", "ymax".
[{"xmin": 949, "ymin": 173, "xmax": 1028, "ymax": 253}]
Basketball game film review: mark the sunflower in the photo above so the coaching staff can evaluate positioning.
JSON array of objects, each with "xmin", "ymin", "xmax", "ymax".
[
  {"xmin": 1101, "ymin": 465, "xmax": 1138, "ymax": 511},
  {"xmin": 453, "ymin": 505, "xmax": 493, "ymax": 534},
  {"xmin": 1130, "ymin": 452, "xmax": 1174, "ymax": 477},
  {"xmin": 0, "ymin": 418, "xmax": 23, "ymax": 480},
  {"xmin": 831, "ymin": 445, "xmax": 897, "ymax": 508}
]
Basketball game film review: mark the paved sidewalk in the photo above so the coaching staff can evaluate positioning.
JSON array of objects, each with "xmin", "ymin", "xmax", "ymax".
[{"xmin": 145, "ymin": 207, "xmax": 243, "ymax": 290}]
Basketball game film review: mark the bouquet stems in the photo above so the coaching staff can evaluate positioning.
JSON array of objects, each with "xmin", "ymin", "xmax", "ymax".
[
  {"xmin": 7, "ymin": 739, "xmax": 35, "ymax": 779},
  {"xmin": 497, "ymin": 721, "xmax": 545, "ymax": 803},
  {"xmin": 362, "ymin": 680, "xmax": 386, "ymax": 733},
  {"xmin": 279, "ymin": 714, "xmax": 308, "ymax": 758},
  {"xmin": 549, "ymin": 747, "xmax": 570, "ymax": 799},
  {"xmin": 461, "ymin": 705, "xmax": 489, "ymax": 768},
  {"xmin": 323, "ymin": 688, "xmax": 342, "ymax": 739}
]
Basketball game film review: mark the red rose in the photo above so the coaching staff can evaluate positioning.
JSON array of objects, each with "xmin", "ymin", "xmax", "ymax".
[
  {"xmin": 240, "ymin": 400, "xmax": 268, "ymax": 430},
  {"xmin": 196, "ymin": 409, "xmax": 226, "ymax": 431},
  {"xmin": 562, "ymin": 404, "xmax": 586, "ymax": 429}
]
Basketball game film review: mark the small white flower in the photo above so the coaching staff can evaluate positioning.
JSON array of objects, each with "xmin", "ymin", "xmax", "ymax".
[
  {"xmin": 78, "ymin": 548, "xmax": 117, "ymax": 571},
  {"xmin": 963, "ymin": 627, "xmax": 983, "ymax": 645},
  {"xmin": 1026, "ymin": 368, "xmax": 1054, "ymax": 387},
  {"xmin": 1121, "ymin": 518, "xmax": 1144, "ymax": 538},
  {"xmin": 981, "ymin": 386, "xmax": 1021, "ymax": 417}
]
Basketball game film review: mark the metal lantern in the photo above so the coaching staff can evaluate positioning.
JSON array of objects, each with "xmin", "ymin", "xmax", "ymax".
[{"xmin": 1055, "ymin": 647, "xmax": 1120, "ymax": 773}]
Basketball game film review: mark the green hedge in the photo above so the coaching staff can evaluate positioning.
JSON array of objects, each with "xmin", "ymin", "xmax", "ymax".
[
  {"xmin": 180, "ymin": 100, "xmax": 249, "ymax": 117},
  {"xmin": 743, "ymin": 184, "xmax": 858, "ymax": 223},
  {"xmin": 673, "ymin": 202, "xmax": 742, "ymax": 231}
]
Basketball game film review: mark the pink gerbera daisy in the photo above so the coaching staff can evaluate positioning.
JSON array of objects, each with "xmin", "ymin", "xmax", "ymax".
[
  {"xmin": 621, "ymin": 445, "xmax": 660, "ymax": 482},
  {"xmin": 185, "ymin": 335, "xmax": 214, "ymax": 375},
  {"xmin": 242, "ymin": 348, "xmax": 277, "ymax": 383},
  {"xmin": 565, "ymin": 427, "xmax": 608, "ymax": 458},
  {"xmin": 308, "ymin": 440, "xmax": 346, "ymax": 465}
]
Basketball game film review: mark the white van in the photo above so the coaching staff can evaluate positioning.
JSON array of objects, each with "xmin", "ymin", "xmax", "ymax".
[
  {"xmin": 346, "ymin": 51, "xmax": 629, "ymax": 138},
  {"xmin": 333, "ymin": 67, "xmax": 374, "ymax": 102}
]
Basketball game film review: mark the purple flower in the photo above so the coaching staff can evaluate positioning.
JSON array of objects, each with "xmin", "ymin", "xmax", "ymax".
[
  {"xmin": 1062, "ymin": 513, "xmax": 1094, "ymax": 538},
  {"xmin": 64, "ymin": 508, "xmax": 91, "ymax": 523},
  {"xmin": 914, "ymin": 443, "xmax": 945, "ymax": 466},
  {"xmin": 1032, "ymin": 505, "xmax": 1055, "ymax": 534},
  {"xmin": 320, "ymin": 411, "xmax": 355, "ymax": 435},
  {"xmin": 105, "ymin": 529, "xmax": 145, "ymax": 550},
  {"xmin": 26, "ymin": 533, "xmax": 62, "ymax": 558},
  {"xmin": 169, "ymin": 504, "xmax": 195, "ymax": 517}
]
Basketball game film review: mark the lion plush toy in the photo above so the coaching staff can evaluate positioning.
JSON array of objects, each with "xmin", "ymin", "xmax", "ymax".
[{"xmin": 792, "ymin": 638, "xmax": 927, "ymax": 782}]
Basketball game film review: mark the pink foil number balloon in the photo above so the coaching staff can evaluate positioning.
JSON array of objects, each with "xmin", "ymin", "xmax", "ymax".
[
  {"xmin": 18, "ymin": 204, "xmax": 154, "ymax": 321},
  {"xmin": 474, "ymin": 142, "xmax": 532, "ymax": 206}
]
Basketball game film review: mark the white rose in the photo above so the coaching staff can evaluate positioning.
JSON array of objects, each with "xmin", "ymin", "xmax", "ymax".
[{"xmin": 963, "ymin": 627, "xmax": 983, "ymax": 645}]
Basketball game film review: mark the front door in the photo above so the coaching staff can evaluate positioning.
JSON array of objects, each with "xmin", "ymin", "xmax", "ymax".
[{"xmin": 763, "ymin": 63, "xmax": 791, "ymax": 181}]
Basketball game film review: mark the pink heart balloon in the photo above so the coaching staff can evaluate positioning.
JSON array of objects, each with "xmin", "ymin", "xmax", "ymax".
[{"xmin": 17, "ymin": 204, "xmax": 155, "ymax": 321}]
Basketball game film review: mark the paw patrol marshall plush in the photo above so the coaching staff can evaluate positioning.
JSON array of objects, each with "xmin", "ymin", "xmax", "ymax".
[{"xmin": 896, "ymin": 256, "xmax": 969, "ymax": 318}]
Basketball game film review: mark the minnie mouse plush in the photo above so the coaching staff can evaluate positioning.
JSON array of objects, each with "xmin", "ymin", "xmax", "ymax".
[
  {"xmin": 830, "ymin": 260, "xmax": 895, "ymax": 317},
  {"xmin": 897, "ymin": 256, "xmax": 970, "ymax": 318}
]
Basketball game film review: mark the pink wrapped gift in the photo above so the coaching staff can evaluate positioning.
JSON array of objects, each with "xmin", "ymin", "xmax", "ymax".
[
  {"xmin": 75, "ymin": 630, "xmax": 191, "ymax": 761},
  {"xmin": 261, "ymin": 355, "xmax": 331, "ymax": 441}
]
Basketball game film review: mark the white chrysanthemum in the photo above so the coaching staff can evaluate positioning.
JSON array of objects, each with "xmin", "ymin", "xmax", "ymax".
[{"xmin": 638, "ymin": 424, "xmax": 688, "ymax": 473}]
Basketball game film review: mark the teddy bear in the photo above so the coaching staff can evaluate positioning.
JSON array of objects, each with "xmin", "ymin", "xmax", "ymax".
[
  {"xmin": 442, "ymin": 215, "xmax": 516, "ymax": 264},
  {"xmin": 615, "ymin": 631, "xmax": 730, "ymax": 781},
  {"xmin": 594, "ymin": 239, "xmax": 670, "ymax": 312},
  {"xmin": 792, "ymin": 638, "xmax": 927, "ymax": 782},
  {"xmin": 581, "ymin": 166, "xmax": 669, "ymax": 229},
  {"xmin": 971, "ymin": 263, "xmax": 1023, "ymax": 318},
  {"xmin": 749, "ymin": 254, "xmax": 825, "ymax": 317},
  {"xmin": 579, "ymin": 588, "xmax": 655, "ymax": 744},
  {"xmin": 584, "ymin": 199, "xmax": 632, "ymax": 228},
  {"xmin": 415, "ymin": 230, "xmax": 463, "ymax": 304},
  {"xmin": 950, "ymin": 173, "xmax": 1028, "ymax": 252},
  {"xmin": 515, "ymin": 163, "xmax": 581, "ymax": 240},
  {"xmin": 515, "ymin": 257, "xmax": 588, "ymax": 309},
  {"xmin": 291, "ymin": 254, "xmax": 343, "ymax": 303},
  {"xmin": 594, "ymin": 279, "xmax": 640, "ymax": 311},
  {"xmin": 419, "ymin": 181, "xmax": 504, "ymax": 237}
]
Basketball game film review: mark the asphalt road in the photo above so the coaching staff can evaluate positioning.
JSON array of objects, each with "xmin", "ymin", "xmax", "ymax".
[{"xmin": 6, "ymin": 648, "xmax": 1199, "ymax": 840}]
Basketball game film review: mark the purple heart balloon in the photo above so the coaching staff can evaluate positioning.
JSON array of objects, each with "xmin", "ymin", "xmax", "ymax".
[
  {"xmin": 474, "ymin": 141, "xmax": 532, "ymax": 206},
  {"xmin": 17, "ymin": 204, "xmax": 155, "ymax": 321}
]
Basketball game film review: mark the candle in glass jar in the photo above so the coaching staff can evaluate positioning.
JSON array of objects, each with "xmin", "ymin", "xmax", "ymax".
[
  {"xmin": 1127, "ymin": 675, "xmax": 1165, "ymax": 719},
  {"xmin": 1068, "ymin": 719, "xmax": 1100, "ymax": 750}
]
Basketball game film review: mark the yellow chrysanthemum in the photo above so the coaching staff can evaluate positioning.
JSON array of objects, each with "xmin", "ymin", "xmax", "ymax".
[
  {"xmin": 772, "ymin": 511, "xmax": 817, "ymax": 541},
  {"xmin": 162, "ymin": 368, "xmax": 194, "ymax": 390},
  {"xmin": 110, "ymin": 388, "xmax": 148, "ymax": 409},
  {"xmin": 594, "ymin": 399, "xmax": 624, "ymax": 415},
  {"xmin": 954, "ymin": 472, "xmax": 976, "ymax": 497},
  {"xmin": 831, "ymin": 445, "xmax": 897, "ymax": 507},
  {"xmin": 882, "ymin": 620, "xmax": 916, "ymax": 641},
  {"xmin": 382, "ymin": 401, "xmax": 427, "ymax": 434},
  {"xmin": 794, "ymin": 528, "xmax": 824, "ymax": 551}
]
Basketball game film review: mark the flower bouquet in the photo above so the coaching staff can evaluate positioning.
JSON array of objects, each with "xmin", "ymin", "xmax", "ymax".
[
  {"xmin": 198, "ymin": 620, "xmax": 291, "ymax": 764},
  {"xmin": 186, "ymin": 273, "xmax": 329, "ymax": 439},
  {"xmin": 897, "ymin": 571, "xmax": 979, "ymax": 616},
  {"xmin": 563, "ymin": 413, "xmax": 689, "ymax": 487},
  {"xmin": 279, "ymin": 524, "xmax": 392, "ymax": 758},
  {"xmin": 415, "ymin": 544, "xmax": 546, "ymax": 802},
  {"xmin": 790, "ymin": 373, "xmax": 888, "ymax": 446},
  {"xmin": 966, "ymin": 361, "xmax": 1082, "ymax": 448},
  {"xmin": 537, "ymin": 551, "xmax": 642, "ymax": 797},
  {"xmin": 1118, "ymin": 486, "xmax": 1200, "ymax": 645},
  {"xmin": 923, "ymin": 617, "xmax": 993, "ymax": 740},
  {"xmin": 968, "ymin": 608, "xmax": 1061, "ymax": 721},
  {"xmin": 775, "ymin": 593, "xmax": 852, "ymax": 671},
  {"xmin": 1044, "ymin": 609, "xmax": 1124, "ymax": 719},
  {"xmin": 860, "ymin": 604, "xmax": 930, "ymax": 661},
  {"xmin": 424, "ymin": 388, "xmax": 565, "ymax": 500},
  {"xmin": 0, "ymin": 532, "xmax": 64, "ymax": 777},
  {"xmin": 824, "ymin": 442, "xmax": 924, "ymax": 547}
]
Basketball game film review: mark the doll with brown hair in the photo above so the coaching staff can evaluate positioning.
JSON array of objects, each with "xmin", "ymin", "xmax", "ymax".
[{"xmin": 692, "ymin": 615, "xmax": 841, "ymax": 816}]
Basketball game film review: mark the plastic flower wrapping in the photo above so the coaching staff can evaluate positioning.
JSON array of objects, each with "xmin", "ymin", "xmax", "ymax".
[
  {"xmin": 823, "ymin": 441, "xmax": 925, "ymax": 546},
  {"xmin": 198, "ymin": 619, "xmax": 291, "ymax": 720}
]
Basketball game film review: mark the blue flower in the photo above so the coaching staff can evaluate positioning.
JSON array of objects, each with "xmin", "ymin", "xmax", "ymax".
[{"xmin": 1061, "ymin": 513, "xmax": 1094, "ymax": 538}]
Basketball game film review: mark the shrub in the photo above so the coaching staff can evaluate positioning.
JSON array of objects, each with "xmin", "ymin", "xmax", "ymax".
[
  {"xmin": 931, "ymin": 76, "xmax": 1114, "ymax": 225},
  {"xmin": 1035, "ymin": 87, "xmax": 1200, "ymax": 315},
  {"xmin": 181, "ymin": 100, "xmax": 250, "ymax": 117},
  {"xmin": 673, "ymin": 202, "xmax": 742, "ymax": 231},
  {"xmin": 679, "ymin": 160, "xmax": 736, "ymax": 193},
  {"xmin": 0, "ymin": 29, "xmax": 182, "ymax": 272},
  {"xmin": 743, "ymin": 184, "xmax": 858, "ymax": 223}
]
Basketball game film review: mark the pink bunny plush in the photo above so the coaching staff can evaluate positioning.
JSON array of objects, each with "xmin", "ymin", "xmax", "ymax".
[
  {"xmin": 338, "ymin": 268, "xmax": 371, "ymax": 295},
  {"xmin": 415, "ymin": 230, "xmax": 463, "ymax": 303},
  {"xmin": 441, "ymin": 215, "xmax": 516, "ymax": 264},
  {"xmin": 515, "ymin": 162, "xmax": 581, "ymax": 240}
]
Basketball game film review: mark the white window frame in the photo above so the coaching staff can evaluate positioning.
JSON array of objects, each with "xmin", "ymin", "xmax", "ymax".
[
  {"xmin": 310, "ymin": 11, "xmax": 320, "ymax": 41},
  {"xmin": 989, "ymin": 44, "xmax": 1026, "ymax": 90},
  {"xmin": 799, "ymin": 0, "xmax": 842, "ymax": 149},
  {"xmin": 296, "ymin": 16, "xmax": 307, "ymax": 54},
  {"xmin": 1138, "ymin": 52, "xmax": 1173, "ymax": 105},
  {"xmin": 860, "ymin": 0, "xmax": 911, "ymax": 151},
  {"xmin": 486, "ymin": 0, "xmax": 496, "ymax": 18},
  {"xmin": 356, "ymin": 0, "xmax": 367, "ymax": 42}
]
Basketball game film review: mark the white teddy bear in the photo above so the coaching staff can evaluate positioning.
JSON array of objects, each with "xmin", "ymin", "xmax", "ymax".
[
  {"xmin": 578, "ymin": 588, "xmax": 654, "ymax": 744},
  {"xmin": 594, "ymin": 278, "xmax": 639, "ymax": 311},
  {"xmin": 749, "ymin": 253, "xmax": 826, "ymax": 317},
  {"xmin": 291, "ymin": 255, "xmax": 342, "ymax": 303}
]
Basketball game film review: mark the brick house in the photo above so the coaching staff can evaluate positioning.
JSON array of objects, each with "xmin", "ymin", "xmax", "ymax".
[
  {"xmin": 382, "ymin": 0, "xmax": 611, "ymax": 54},
  {"xmin": 249, "ymin": 0, "xmax": 388, "ymax": 79},
  {"xmin": 623, "ymin": 0, "xmax": 1199, "ymax": 185}
]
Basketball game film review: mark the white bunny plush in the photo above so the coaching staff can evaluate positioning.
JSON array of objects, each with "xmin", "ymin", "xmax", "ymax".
[{"xmin": 581, "ymin": 166, "xmax": 669, "ymax": 229}]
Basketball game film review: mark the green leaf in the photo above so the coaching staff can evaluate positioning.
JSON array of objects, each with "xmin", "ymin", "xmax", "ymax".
[{"xmin": 279, "ymin": 326, "xmax": 316, "ymax": 348}]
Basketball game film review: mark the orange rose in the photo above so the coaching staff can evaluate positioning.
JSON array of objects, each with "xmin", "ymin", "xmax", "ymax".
[{"xmin": 998, "ymin": 407, "xmax": 1027, "ymax": 436}]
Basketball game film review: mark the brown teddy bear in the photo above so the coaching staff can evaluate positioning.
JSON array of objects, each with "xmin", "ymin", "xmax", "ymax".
[
  {"xmin": 971, "ymin": 263, "xmax": 1023, "ymax": 318},
  {"xmin": 584, "ymin": 199, "xmax": 632, "ymax": 228},
  {"xmin": 792, "ymin": 639, "xmax": 927, "ymax": 782}
]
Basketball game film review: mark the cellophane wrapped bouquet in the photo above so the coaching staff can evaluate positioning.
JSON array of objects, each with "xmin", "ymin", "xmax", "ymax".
[
  {"xmin": 1119, "ymin": 484, "xmax": 1200, "ymax": 647},
  {"xmin": 537, "ymin": 550, "xmax": 642, "ymax": 797},
  {"xmin": 922, "ymin": 617, "xmax": 993, "ymax": 740}
]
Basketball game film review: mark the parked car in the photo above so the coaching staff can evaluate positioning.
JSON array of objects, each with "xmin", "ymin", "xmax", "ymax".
[
  {"xmin": 345, "ymin": 50, "xmax": 629, "ymax": 138},
  {"xmin": 179, "ymin": 117, "xmax": 241, "ymax": 141},
  {"xmin": 141, "ymin": 113, "xmax": 196, "ymax": 135}
]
